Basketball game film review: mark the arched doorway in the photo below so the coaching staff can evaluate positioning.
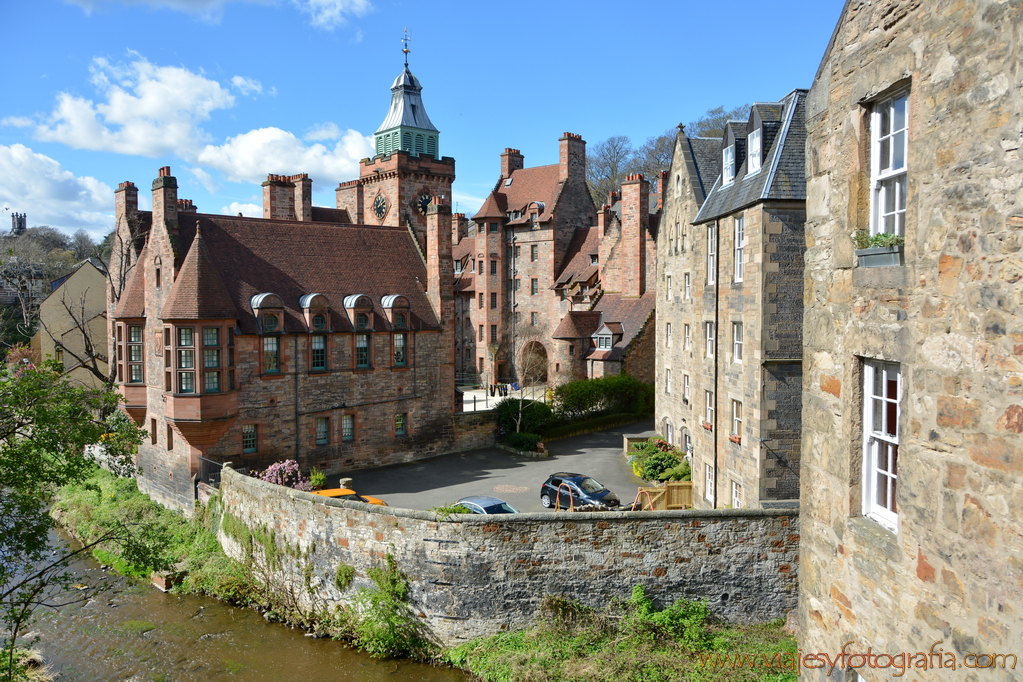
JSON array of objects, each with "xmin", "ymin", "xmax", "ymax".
[{"xmin": 520, "ymin": 341, "xmax": 549, "ymax": 385}]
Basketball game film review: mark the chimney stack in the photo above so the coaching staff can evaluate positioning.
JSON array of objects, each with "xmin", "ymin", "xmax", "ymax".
[
  {"xmin": 559, "ymin": 133, "xmax": 586, "ymax": 183},
  {"xmin": 262, "ymin": 174, "xmax": 296, "ymax": 221},
  {"xmin": 152, "ymin": 167, "xmax": 178, "ymax": 235},
  {"xmin": 500, "ymin": 148, "xmax": 524, "ymax": 179},
  {"xmin": 657, "ymin": 170, "xmax": 669, "ymax": 212},
  {"xmin": 291, "ymin": 174, "xmax": 312, "ymax": 221},
  {"xmin": 620, "ymin": 173, "xmax": 649, "ymax": 297}
]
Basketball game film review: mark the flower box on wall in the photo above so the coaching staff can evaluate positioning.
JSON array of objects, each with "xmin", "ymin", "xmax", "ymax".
[
  {"xmin": 701, "ymin": 421, "xmax": 713, "ymax": 431},
  {"xmin": 728, "ymin": 434, "xmax": 741, "ymax": 444},
  {"xmin": 856, "ymin": 245, "xmax": 904, "ymax": 268}
]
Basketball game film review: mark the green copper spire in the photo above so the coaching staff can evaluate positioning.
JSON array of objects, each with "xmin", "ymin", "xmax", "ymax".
[{"xmin": 374, "ymin": 29, "xmax": 440, "ymax": 158}]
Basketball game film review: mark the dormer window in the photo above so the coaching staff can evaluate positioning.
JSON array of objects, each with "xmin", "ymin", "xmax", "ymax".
[
  {"xmin": 723, "ymin": 144, "xmax": 736, "ymax": 185},
  {"xmin": 356, "ymin": 313, "xmax": 369, "ymax": 330},
  {"xmin": 262, "ymin": 313, "xmax": 279, "ymax": 332},
  {"xmin": 597, "ymin": 335, "xmax": 612, "ymax": 349},
  {"xmin": 394, "ymin": 312, "xmax": 407, "ymax": 329},
  {"xmin": 748, "ymin": 128, "xmax": 762, "ymax": 174},
  {"xmin": 312, "ymin": 313, "xmax": 326, "ymax": 330},
  {"xmin": 590, "ymin": 254, "xmax": 598, "ymax": 265}
]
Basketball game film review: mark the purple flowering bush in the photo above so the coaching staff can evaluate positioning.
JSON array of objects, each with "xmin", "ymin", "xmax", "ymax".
[{"xmin": 255, "ymin": 459, "xmax": 312, "ymax": 491}]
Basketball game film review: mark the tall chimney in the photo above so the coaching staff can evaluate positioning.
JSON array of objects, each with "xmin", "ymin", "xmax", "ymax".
[
  {"xmin": 152, "ymin": 166, "xmax": 178, "ymax": 235},
  {"xmin": 262, "ymin": 174, "xmax": 296, "ymax": 220},
  {"xmin": 559, "ymin": 133, "xmax": 585, "ymax": 183},
  {"xmin": 426, "ymin": 197, "xmax": 455, "ymax": 411},
  {"xmin": 620, "ymin": 173, "xmax": 649, "ymax": 297},
  {"xmin": 291, "ymin": 174, "xmax": 312, "ymax": 221},
  {"xmin": 500, "ymin": 148, "xmax": 524, "ymax": 179}
]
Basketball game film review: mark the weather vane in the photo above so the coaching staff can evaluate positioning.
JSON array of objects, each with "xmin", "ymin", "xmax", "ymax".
[{"xmin": 402, "ymin": 28, "xmax": 411, "ymax": 66}]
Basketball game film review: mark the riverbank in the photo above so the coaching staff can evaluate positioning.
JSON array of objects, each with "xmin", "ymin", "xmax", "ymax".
[{"xmin": 53, "ymin": 467, "xmax": 797, "ymax": 681}]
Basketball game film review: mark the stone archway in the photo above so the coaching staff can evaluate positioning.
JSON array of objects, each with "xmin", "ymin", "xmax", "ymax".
[{"xmin": 520, "ymin": 341, "xmax": 549, "ymax": 384}]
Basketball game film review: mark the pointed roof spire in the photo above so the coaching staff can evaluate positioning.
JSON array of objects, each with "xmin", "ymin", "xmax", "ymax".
[
  {"xmin": 161, "ymin": 221, "xmax": 238, "ymax": 320},
  {"xmin": 402, "ymin": 27, "xmax": 411, "ymax": 67}
]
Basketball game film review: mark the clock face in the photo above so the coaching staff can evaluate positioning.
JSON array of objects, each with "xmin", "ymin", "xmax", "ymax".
[
  {"xmin": 372, "ymin": 194, "xmax": 388, "ymax": 219},
  {"xmin": 416, "ymin": 191, "xmax": 432, "ymax": 217}
]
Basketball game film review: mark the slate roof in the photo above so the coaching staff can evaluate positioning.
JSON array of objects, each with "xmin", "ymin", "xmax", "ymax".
[
  {"xmin": 552, "ymin": 311, "xmax": 602, "ymax": 339},
  {"xmin": 694, "ymin": 89, "xmax": 808, "ymax": 223},
  {"xmin": 377, "ymin": 66, "xmax": 438, "ymax": 133},
  {"xmin": 149, "ymin": 215, "xmax": 440, "ymax": 334},
  {"xmin": 478, "ymin": 165, "xmax": 562, "ymax": 226}
]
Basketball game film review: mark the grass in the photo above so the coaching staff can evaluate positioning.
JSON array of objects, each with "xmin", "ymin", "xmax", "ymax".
[{"xmin": 443, "ymin": 589, "xmax": 797, "ymax": 682}]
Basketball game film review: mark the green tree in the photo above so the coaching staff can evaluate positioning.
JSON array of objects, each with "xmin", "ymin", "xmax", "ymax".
[
  {"xmin": 586, "ymin": 135, "xmax": 635, "ymax": 207},
  {"xmin": 0, "ymin": 355, "xmax": 160, "ymax": 679},
  {"xmin": 685, "ymin": 104, "xmax": 752, "ymax": 139}
]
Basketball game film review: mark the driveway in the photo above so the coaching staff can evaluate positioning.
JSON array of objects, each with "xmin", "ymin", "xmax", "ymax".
[{"xmin": 330, "ymin": 419, "xmax": 655, "ymax": 513}]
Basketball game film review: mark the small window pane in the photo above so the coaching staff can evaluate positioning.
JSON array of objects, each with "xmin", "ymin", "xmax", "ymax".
[
  {"xmin": 178, "ymin": 327, "xmax": 193, "ymax": 347},
  {"xmin": 394, "ymin": 333, "xmax": 407, "ymax": 366},
  {"xmin": 129, "ymin": 364, "xmax": 143, "ymax": 383},
  {"xmin": 178, "ymin": 371, "xmax": 195, "ymax": 393},
  {"xmin": 242, "ymin": 424, "xmax": 257, "ymax": 453},
  {"xmin": 395, "ymin": 413, "xmax": 407, "ymax": 436},
  {"xmin": 356, "ymin": 333, "xmax": 370, "ymax": 368},
  {"xmin": 178, "ymin": 349, "xmax": 194, "ymax": 369},
  {"xmin": 204, "ymin": 327, "xmax": 219, "ymax": 346},
  {"xmin": 205, "ymin": 371, "xmax": 220, "ymax": 393},
  {"xmin": 312, "ymin": 335, "xmax": 326, "ymax": 370},
  {"xmin": 263, "ymin": 337, "xmax": 279, "ymax": 372},
  {"xmin": 315, "ymin": 417, "xmax": 329, "ymax": 445},
  {"xmin": 342, "ymin": 414, "xmax": 354, "ymax": 441},
  {"xmin": 204, "ymin": 349, "xmax": 220, "ymax": 368},
  {"xmin": 129, "ymin": 325, "xmax": 143, "ymax": 343}
]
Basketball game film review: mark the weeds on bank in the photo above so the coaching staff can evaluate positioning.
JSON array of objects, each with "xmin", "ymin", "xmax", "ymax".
[{"xmin": 444, "ymin": 586, "xmax": 796, "ymax": 682}]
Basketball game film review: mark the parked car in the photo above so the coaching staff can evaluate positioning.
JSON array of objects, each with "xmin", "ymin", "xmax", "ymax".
[
  {"xmin": 311, "ymin": 488, "xmax": 388, "ymax": 506},
  {"xmin": 540, "ymin": 473, "xmax": 620, "ymax": 509},
  {"xmin": 456, "ymin": 495, "xmax": 518, "ymax": 515}
]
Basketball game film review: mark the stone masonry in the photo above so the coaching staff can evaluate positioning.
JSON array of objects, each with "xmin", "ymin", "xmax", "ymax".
[
  {"xmin": 218, "ymin": 466, "xmax": 799, "ymax": 647},
  {"xmin": 800, "ymin": 1, "xmax": 1023, "ymax": 679}
]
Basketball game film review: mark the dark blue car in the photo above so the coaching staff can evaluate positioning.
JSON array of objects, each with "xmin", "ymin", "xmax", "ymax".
[{"xmin": 540, "ymin": 472, "xmax": 620, "ymax": 510}]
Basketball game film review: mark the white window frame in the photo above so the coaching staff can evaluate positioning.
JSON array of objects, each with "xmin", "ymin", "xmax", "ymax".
[
  {"xmin": 705, "ymin": 321, "xmax": 715, "ymax": 358},
  {"xmin": 732, "ymin": 481, "xmax": 743, "ymax": 509},
  {"xmin": 666, "ymin": 275, "xmax": 672, "ymax": 300},
  {"xmin": 705, "ymin": 390, "xmax": 714, "ymax": 425},
  {"xmin": 732, "ymin": 322, "xmax": 743, "ymax": 363},
  {"xmin": 684, "ymin": 273, "xmax": 691, "ymax": 300},
  {"xmin": 683, "ymin": 374, "xmax": 690, "ymax": 403},
  {"xmin": 666, "ymin": 323, "xmax": 672, "ymax": 347},
  {"xmin": 870, "ymin": 92, "xmax": 909, "ymax": 237},
  {"xmin": 665, "ymin": 422, "xmax": 674, "ymax": 445},
  {"xmin": 684, "ymin": 324, "xmax": 691, "ymax": 351},
  {"xmin": 731, "ymin": 399, "xmax": 742, "ymax": 437},
  {"xmin": 665, "ymin": 368, "xmax": 671, "ymax": 394},
  {"xmin": 705, "ymin": 464, "xmax": 715, "ymax": 503},
  {"xmin": 706, "ymin": 224, "xmax": 717, "ymax": 285},
  {"xmin": 733, "ymin": 216, "xmax": 745, "ymax": 282},
  {"xmin": 862, "ymin": 360, "xmax": 901, "ymax": 531},
  {"xmin": 722, "ymin": 144, "xmax": 735, "ymax": 185},
  {"xmin": 747, "ymin": 128, "xmax": 762, "ymax": 174}
]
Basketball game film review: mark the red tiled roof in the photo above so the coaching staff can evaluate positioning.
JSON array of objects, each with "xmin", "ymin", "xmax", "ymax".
[
  {"xmin": 310, "ymin": 206, "xmax": 351, "ymax": 223},
  {"xmin": 474, "ymin": 192, "xmax": 507, "ymax": 220},
  {"xmin": 500, "ymin": 165, "xmax": 560, "ymax": 219},
  {"xmin": 591, "ymin": 291, "xmax": 656, "ymax": 350},
  {"xmin": 552, "ymin": 311, "xmax": 602, "ymax": 339},
  {"xmin": 161, "ymin": 227, "xmax": 239, "ymax": 320},
  {"xmin": 162, "ymin": 214, "xmax": 439, "ymax": 334},
  {"xmin": 113, "ymin": 245, "xmax": 148, "ymax": 319},
  {"xmin": 555, "ymin": 226, "xmax": 601, "ymax": 284},
  {"xmin": 454, "ymin": 274, "xmax": 475, "ymax": 292}
]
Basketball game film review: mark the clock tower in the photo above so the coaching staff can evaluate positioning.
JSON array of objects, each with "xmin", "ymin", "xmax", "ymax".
[{"xmin": 336, "ymin": 38, "xmax": 455, "ymax": 241}]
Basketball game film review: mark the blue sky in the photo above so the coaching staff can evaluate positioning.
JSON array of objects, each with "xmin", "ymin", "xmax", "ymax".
[{"xmin": 1, "ymin": 0, "xmax": 843, "ymax": 241}]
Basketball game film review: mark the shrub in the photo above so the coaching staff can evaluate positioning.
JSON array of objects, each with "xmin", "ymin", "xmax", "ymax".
[
  {"xmin": 658, "ymin": 460, "xmax": 692, "ymax": 482},
  {"xmin": 353, "ymin": 554, "xmax": 434, "ymax": 659},
  {"xmin": 641, "ymin": 451, "xmax": 681, "ymax": 481},
  {"xmin": 496, "ymin": 398, "xmax": 555, "ymax": 434},
  {"xmin": 308, "ymin": 467, "xmax": 327, "ymax": 490},
  {"xmin": 505, "ymin": 432, "xmax": 541, "ymax": 452},
  {"xmin": 552, "ymin": 375, "xmax": 654, "ymax": 419},
  {"xmin": 254, "ymin": 459, "xmax": 311, "ymax": 492}
]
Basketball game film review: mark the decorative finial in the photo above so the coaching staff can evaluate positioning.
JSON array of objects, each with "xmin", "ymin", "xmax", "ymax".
[{"xmin": 402, "ymin": 27, "xmax": 411, "ymax": 67}]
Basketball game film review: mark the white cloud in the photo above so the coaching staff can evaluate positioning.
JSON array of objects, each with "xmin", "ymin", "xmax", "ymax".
[
  {"xmin": 197, "ymin": 126, "xmax": 373, "ymax": 184},
  {"xmin": 231, "ymin": 75, "xmax": 264, "ymax": 96},
  {"xmin": 452, "ymin": 190, "xmax": 486, "ymax": 216},
  {"xmin": 1, "ymin": 116, "xmax": 33, "ymax": 128},
  {"xmin": 183, "ymin": 165, "xmax": 219, "ymax": 193},
  {"xmin": 0, "ymin": 144, "xmax": 113, "ymax": 239},
  {"xmin": 64, "ymin": 0, "xmax": 373, "ymax": 29},
  {"xmin": 35, "ymin": 55, "xmax": 235, "ymax": 157},
  {"xmin": 304, "ymin": 122, "xmax": 341, "ymax": 141},
  {"xmin": 221, "ymin": 201, "xmax": 262, "ymax": 217},
  {"xmin": 293, "ymin": 0, "xmax": 371, "ymax": 29}
]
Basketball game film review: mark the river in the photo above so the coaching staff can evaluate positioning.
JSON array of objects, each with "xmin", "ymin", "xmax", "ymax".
[{"xmin": 27, "ymin": 554, "xmax": 469, "ymax": 681}]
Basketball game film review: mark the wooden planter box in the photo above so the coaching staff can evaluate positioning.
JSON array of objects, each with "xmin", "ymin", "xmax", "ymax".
[{"xmin": 856, "ymin": 245, "xmax": 904, "ymax": 268}]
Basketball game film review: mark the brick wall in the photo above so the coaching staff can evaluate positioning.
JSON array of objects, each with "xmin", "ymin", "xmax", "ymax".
[{"xmin": 219, "ymin": 466, "xmax": 799, "ymax": 647}]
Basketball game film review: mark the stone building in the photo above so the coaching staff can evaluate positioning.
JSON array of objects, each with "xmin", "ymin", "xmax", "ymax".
[
  {"xmin": 452, "ymin": 138, "xmax": 657, "ymax": 388},
  {"xmin": 31, "ymin": 258, "xmax": 109, "ymax": 388},
  {"xmin": 107, "ymin": 64, "xmax": 488, "ymax": 512},
  {"xmin": 799, "ymin": 1, "xmax": 1023, "ymax": 678},
  {"xmin": 658, "ymin": 90, "xmax": 807, "ymax": 511}
]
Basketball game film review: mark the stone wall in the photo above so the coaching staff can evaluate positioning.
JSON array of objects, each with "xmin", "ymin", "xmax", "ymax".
[
  {"xmin": 800, "ymin": 1, "xmax": 1023, "ymax": 678},
  {"xmin": 218, "ymin": 466, "xmax": 799, "ymax": 647}
]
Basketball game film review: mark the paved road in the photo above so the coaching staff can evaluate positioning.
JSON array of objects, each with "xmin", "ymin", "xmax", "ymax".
[{"xmin": 329, "ymin": 420, "xmax": 655, "ymax": 513}]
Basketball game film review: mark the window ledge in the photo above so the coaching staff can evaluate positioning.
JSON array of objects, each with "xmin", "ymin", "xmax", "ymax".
[
  {"xmin": 855, "ymin": 245, "xmax": 904, "ymax": 268},
  {"xmin": 308, "ymin": 369, "xmax": 329, "ymax": 375},
  {"xmin": 848, "ymin": 515, "xmax": 900, "ymax": 560},
  {"xmin": 260, "ymin": 372, "xmax": 284, "ymax": 379}
]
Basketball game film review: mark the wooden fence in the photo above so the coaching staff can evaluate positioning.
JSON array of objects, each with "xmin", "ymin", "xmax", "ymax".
[{"xmin": 635, "ymin": 481, "xmax": 694, "ymax": 510}]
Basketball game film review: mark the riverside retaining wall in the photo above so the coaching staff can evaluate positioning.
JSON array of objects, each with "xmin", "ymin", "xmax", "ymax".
[{"xmin": 218, "ymin": 465, "xmax": 799, "ymax": 646}]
